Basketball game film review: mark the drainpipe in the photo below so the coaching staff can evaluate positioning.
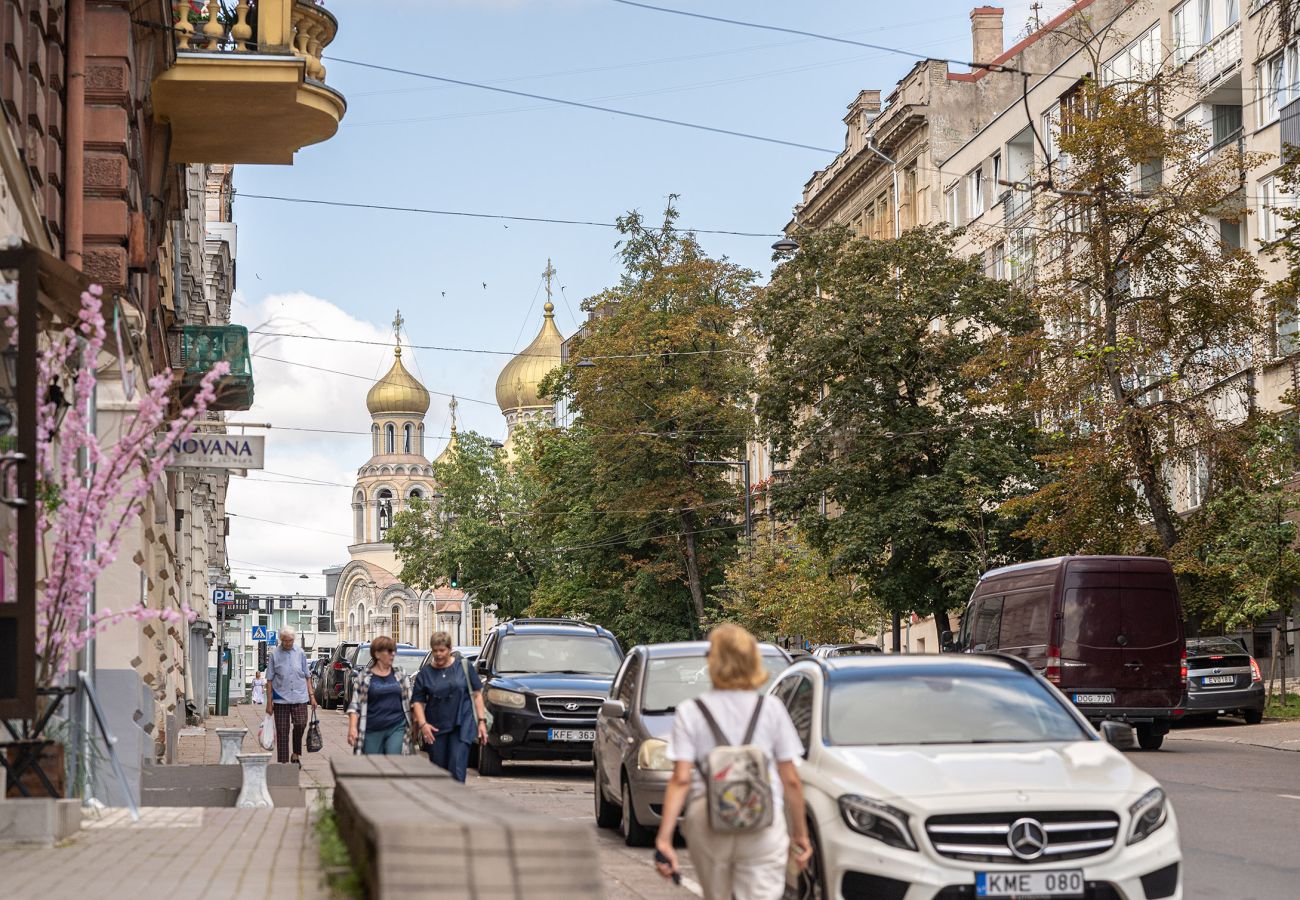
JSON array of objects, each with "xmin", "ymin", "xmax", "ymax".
[{"xmin": 65, "ymin": 0, "xmax": 85, "ymax": 269}]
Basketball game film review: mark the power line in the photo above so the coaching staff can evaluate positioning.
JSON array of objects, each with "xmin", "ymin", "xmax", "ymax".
[
  {"xmin": 227, "ymin": 512, "xmax": 353, "ymax": 538},
  {"xmin": 233, "ymin": 191, "xmax": 782, "ymax": 238},
  {"xmin": 326, "ymin": 56, "xmax": 839, "ymax": 155},
  {"xmin": 250, "ymin": 354, "xmax": 499, "ymax": 407}
]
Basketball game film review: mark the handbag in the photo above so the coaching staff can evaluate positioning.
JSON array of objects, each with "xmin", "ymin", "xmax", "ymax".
[
  {"xmin": 305, "ymin": 710, "xmax": 323, "ymax": 753},
  {"xmin": 259, "ymin": 713, "xmax": 275, "ymax": 751},
  {"xmin": 461, "ymin": 656, "xmax": 491, "ymax": 733}
]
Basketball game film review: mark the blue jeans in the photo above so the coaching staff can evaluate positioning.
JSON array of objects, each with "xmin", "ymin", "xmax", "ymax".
[
  {"xmin": 362, "ymin": 723, "xmax": 406, "ymax": 755},
  {"xmin": 426, "ymin": 737, "xmax": 471, "ymax": 782}
]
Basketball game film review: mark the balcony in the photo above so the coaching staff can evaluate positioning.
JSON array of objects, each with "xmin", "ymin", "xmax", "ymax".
[
  {"xmin": 1192, "ymin": 22, "xmax": 1242, "ymax": 92},
  {"xmin": 151, "ymin": 1, "xmax": 346, "ymax": 164},
  {"xmin": 178, "ymin": 325, "xmax": 255, "ymax": 412}
]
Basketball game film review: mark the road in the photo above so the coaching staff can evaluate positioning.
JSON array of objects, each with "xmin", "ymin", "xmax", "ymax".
[{"xmin": 460, "ymin": 720, "xmax": 1300, "ymax": 900}]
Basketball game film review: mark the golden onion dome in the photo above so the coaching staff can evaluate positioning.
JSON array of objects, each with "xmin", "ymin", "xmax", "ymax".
[
  {"xmin": 495, "ymin": 301, "xmax": 564, "ymax": 413},
  {"xmin": 366, "ymin": 346, "xmax": 431, "ymax": 416},
  {"xmin": 433, "ymin": 397, "xmax": 459, "ymax": 466}
]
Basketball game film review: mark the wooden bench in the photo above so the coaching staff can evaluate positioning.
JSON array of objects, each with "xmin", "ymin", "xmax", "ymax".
[{"xmin": 331, "ymin": 757, "xmax": 603, "ymax": 900}]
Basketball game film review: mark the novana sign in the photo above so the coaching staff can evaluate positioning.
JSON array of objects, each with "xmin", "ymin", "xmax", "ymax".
[{"xmin": 167, "ymin": 434, "xmax": 265, "ymax": 470}]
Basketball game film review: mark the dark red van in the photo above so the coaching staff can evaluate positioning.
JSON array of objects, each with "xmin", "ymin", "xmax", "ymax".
[{"xmin": 947, "ymin": 556, "xmax": 1186, "ymax": 750}]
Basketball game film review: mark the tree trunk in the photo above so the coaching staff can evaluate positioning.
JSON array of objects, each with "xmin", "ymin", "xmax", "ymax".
[
  {"xmin": 680, "ymin": 510, "xmax": 707, "ymax": 626},
  {"xmin": 934, "ymin": 608, "xmax": 952, "ymax": 642},
  {"xmin": 1123, "ymin": 416, "xmax": 1180, "ymax": 552},
  {"xmin": 891, "ymin": 612, "xmax": 902, "ymax": 653}
]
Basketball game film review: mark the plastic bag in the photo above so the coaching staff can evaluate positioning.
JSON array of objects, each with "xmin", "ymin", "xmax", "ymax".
[
  {"xmin": 259, "ymin": 713, "xmax": 276, "ymax": 751},
  {"xmin": 305, "ymin": 711, "xmax": 323, "ymax": 753}
]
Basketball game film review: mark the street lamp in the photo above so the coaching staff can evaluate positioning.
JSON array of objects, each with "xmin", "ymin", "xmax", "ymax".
[
  {"xmin": 771, "ymin": 235, "xmax": 800, "ymax": 253},
  {"xmin": 689, "ymin": 458, "xmax": 752, "ymax": 538}
]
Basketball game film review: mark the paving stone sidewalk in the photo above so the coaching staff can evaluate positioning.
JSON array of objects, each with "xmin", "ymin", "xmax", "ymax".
[
  {"xmin": 181, "ymin": 703, "xmax": 355, "ymax": 791},
  {"xmin": 1167, "ymin": 718, "xmax": 1300, "ymax": 752}
]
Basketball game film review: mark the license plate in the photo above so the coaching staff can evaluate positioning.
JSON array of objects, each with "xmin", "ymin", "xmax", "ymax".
[
  {"xmin": 1073, "ymin": 693, "xmax": 1114, "ymax": 704},
  {"xmin": 1202, "ymin": 675, "xmax": 1234, "ymax": 685},
  {"xmin": 547, "ymin": 728, "xmax": 595, "ymax": 742},
  {"xmin": 977, "ymin": 869, "xmax": 1084, "ymax": 898}
]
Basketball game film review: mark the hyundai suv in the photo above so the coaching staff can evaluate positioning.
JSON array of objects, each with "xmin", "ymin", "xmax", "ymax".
[{"xmin": 475, "ymin": 618, "xmax": 624, "ymax": 776}]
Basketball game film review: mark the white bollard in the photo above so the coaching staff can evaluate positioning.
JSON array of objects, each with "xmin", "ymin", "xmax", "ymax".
[
  {"xmin": 235, "ymin": 752, "xmax": 274, "ymax": 808},
  {"xmin": 216, "ymin": 728, "xmax": 248, "ymax": 765}
]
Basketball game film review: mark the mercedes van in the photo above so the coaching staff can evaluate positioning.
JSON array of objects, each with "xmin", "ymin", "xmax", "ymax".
[{"xmin": 945, "ymin": 556, "xmax": 1186, "ymax": 750}]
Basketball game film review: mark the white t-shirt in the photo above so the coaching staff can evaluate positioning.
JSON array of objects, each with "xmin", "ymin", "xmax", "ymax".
[{"xmin": 667, "ymin": 689, "xmax": 804, "ymax": 808}]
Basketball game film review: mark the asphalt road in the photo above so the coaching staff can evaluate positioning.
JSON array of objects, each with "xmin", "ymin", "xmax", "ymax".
[{"xmin": 1140, "ymin": 722, "xmax": 1300, "ymax": 900}]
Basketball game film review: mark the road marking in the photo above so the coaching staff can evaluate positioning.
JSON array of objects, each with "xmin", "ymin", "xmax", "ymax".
[{"xmin": 1278, "ymin": 794, "xmax": 1300, "ymax": 801}]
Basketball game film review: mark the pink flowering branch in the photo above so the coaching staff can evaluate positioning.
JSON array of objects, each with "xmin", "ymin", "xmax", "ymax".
[{"xmin": 5, "ymin": 286, "xmax": 230, "ymax": 687}]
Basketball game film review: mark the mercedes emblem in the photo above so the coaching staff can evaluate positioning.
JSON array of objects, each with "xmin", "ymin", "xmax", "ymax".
[{"xmin": 1007, "ymin": 818, "xmax": 1048, "ymax": 861}]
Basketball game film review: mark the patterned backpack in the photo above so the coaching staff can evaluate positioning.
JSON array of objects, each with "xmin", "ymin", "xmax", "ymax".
[{"xmin": 694, "ymin": 697, "xmax": 775, "ymax": 833}]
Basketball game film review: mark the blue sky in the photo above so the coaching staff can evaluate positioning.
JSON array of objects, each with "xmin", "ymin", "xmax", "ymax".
[{"xmin": 225, "ymin": 0, "xmax": 1051, "ymax": 595}]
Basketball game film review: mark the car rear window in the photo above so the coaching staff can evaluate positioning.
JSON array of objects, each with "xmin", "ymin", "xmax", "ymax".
[
  {"xmin": 827, "ymin": 668, "xmax": 1090, "ymax": 745},
  {"xmin": 1188, "ymin": 639, "xmax": 1247, "ymax": 657},
  {"xmin": 641, "ymin": 654, "xmax": 787, "ymax": 714},
  {"xmin": 496, "ymin": 634, "xmax": 623, "ymax": 676}
]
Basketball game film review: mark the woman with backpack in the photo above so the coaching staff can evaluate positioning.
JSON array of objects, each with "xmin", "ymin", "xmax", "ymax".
[
  {"xmin": 411, "ymin": 631, "xmax": 488, "ymax": 782},
  {"xmin": 653, "ymin": 624, "xmax": 813, "ymax": 899}
]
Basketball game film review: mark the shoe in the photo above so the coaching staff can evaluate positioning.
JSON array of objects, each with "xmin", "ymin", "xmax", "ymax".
[{"xmin": 290, "ymin": 754, "xmax": 301, "ymax": 765}]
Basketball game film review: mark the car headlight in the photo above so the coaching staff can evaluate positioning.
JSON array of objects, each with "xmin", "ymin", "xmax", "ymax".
[
  {"xmin": 636, "ymin": 738, "xmax": 672, "ymax": 771},
  {"xmin": 838, "ymin": 795, "xmax": 917, "ymax": 851},
  {"xmin": 486, "ymin": 688, "xmax": 526, "ymax": 709},
  {"xmin": 1127, "ymin": 787, "xmax": 1168, "ymax": 844}
]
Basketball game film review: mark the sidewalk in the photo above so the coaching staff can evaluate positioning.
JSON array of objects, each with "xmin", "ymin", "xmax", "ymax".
[
  {"xmin": 181, "ymin": 703, "xmax": 355, "ymax": 792},
  {"xmin": 1166, "ymin": 718, "xmax": 1300, "ymax": 752}
]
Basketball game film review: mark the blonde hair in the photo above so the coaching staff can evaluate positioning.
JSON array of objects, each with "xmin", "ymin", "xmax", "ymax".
[
  {"xmin": 707, "ymin": 623, "xmax": 767, "ymax": 691},
  {"xmin": 429, "ymin": 631, "xmax": 453, "ymax": 650}
]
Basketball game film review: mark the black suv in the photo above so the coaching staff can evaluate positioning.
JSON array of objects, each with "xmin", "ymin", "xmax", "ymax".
[{"xmin": 475, "ymin": 618, "xmax": 624, "ymax": 776}]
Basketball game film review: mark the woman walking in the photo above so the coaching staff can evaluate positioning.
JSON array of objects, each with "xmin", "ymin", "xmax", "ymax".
[
  {"xmin": 411, "ymin": 632, "xmax": 488, "ymax": 782},
  {"xmin": 250, "ymin": 670, "xmax": 266, "ymax": 707},
  {"xmin": 653, "ymin": 624, "xmax": 812, "ymax": 900},
  {"xmin": 346, "ymin": 635, "xmax": 413, "ymax": 755}
]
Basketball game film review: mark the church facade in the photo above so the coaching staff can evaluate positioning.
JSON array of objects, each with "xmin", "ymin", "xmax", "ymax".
[{"xmin": 333, "ymin": 290, "xmax": 565, "ymax": 650}]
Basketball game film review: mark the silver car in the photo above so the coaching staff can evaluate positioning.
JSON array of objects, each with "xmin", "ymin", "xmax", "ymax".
[{"xmin": 592, "ymin": 641, "xmax": 791, "ymax": 846}]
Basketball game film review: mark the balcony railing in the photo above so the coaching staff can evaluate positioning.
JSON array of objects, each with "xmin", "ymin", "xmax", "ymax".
[
  {"xmin": 153, "ymin": 1, "xmax": 346, "ymax": 164},
  {"xmin": 1192, "ymin": 22, "xmax": 1242, "ymax": 90},
  {"xmin": 1001, "ymin": 188, "xmax": 1032, "ymax": 227},
  {"xmin": 178, "ymin": 324, "xmax": 254, "ymax": 411}
]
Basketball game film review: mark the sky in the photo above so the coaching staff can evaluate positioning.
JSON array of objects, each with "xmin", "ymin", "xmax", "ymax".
[{"xmin": 224, "ymin": 0, "xmax": 1061, "ymax": 596}]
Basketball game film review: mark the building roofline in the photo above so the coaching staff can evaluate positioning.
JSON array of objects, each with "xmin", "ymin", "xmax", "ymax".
[{"xmin": 947, "ymin": 0, "xmax": 1102, "ymax": 82}]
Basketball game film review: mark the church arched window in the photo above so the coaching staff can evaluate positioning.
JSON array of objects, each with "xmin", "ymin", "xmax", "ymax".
[
  {"xmin": 403, "ymin": 423, "xmax": 413, "ymax": 453},
  {"xmin": 418, "ymin": 424, "xmax": 425, "ymax": 456},
  {"xmin": 377, "ymin": 488, "xmax": 393, "ymax": 540},
  {"xmin": 385, "ymin": 423, "xmax": 395, "ymax": 454},
  {"xmin": 372, "ymin": 424, "xmax": 379, "ymax": 455},
  {"xmin": 391, "ymin": 604, "xmax": 402, "ymax": 644},
  {"xmin": 408, "ymin": 487, "xmax": 423, "ymax": 501},
  {"xmin": 353, "ymin": 491, "xmax": 364, "ymax": 542}
]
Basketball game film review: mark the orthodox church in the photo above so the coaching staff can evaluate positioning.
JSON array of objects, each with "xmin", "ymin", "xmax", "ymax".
[{"xmin": 334, "ymin": 271, "xmax": 565, "ymax": 649}]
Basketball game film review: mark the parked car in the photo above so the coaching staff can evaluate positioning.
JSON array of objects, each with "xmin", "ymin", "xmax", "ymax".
[
  {"xmin": 593, "ymin": 641, "xmax": 791, "ymax": 846},
  {"xmin": 945, "ymin": 555, "xmax": 1186, "ymax": 750},
  {"xmin": 1185, "ymin": 637, "xmax": 1264, "ymax": 724},
  {"xmin": 812, "ymin": 643, "xmax": 882, "ymax": 658},
  {"xmin": 775, "ymin": 654, "xmax": 1182, "ymax": 900},
  {"xmin": 342, "ymin": 641, "xmax": 416, "ymax": 709},
  {"xmin": 475, "ymin": 618, "xmax": 624, "ymax": 776},
  {"xmin": 422, "ymin": 645, "xmax": 483, "ymax": 668},
  {"xmin": 316, "ymin": 641, "xmax": 358, "ymax": 709}
]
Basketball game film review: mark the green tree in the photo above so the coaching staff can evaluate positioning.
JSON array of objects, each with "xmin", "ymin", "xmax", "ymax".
[
  {"xmin": 387, "ymin": 429, "xmax": 549, "ymax": 619},
  {"xmin": 752, "ymin": 225, "xmax": 1041, "ymax": 637}
]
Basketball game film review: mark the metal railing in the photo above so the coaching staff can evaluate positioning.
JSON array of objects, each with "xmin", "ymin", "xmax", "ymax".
[{"xmin": 1193, "ymin": 22, "xmax": 1242, "ymax": 90}]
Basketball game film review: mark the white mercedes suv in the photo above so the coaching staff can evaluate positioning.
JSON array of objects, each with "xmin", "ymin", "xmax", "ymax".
[{"xmin": 772, "ymin": 654, "xmax": 1181, "ymax": 900}]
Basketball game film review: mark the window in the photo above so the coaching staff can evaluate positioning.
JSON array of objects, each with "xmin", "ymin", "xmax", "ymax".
[
  {"xmin": 409, "ymin": 487, "xmax": 423, "ymax": 500},
  {"xmin": 1187, "ymin": 449, "xmax": 1211, "ymax": 509},
  {"xmin": 1259, "ymin": 177, "xmax": 1294, "ymax": 242},
  {"xmin": 391, "ymin": 604, "xmax": 401, "ymax": 643},
  {"xmin": 1278, "ymin": 297, "xmax": 1300, "ymax": 356},
  {"xmin": 470, "ymin": 602, "xmax": 484, "ymax": 646},
  {"xmin": 318, "ymin": 615, "xmax": 333, "ymax": 633},
  {"xmin": 1257, "ymin": 45, "xmax": 1300, "ymax": 126},
  {"xmin": 779, "ymin": 675, "xmax": 814, "ymax": 753},
  {"xmin": 1138, "ymin": 157, "xmax": 1163, "ymax": 192},
  {"xmin": 377, "ymin": 488, "xmax": 393, "ymax": 540},
  {"xmin": 353, "ymin": 491, "xmax": 364, "ymax": 542},
  {"xmin": 1173, "ymin": 0, "xmax": 1237, "ymax": 64},
  {"xmin": 968, "ymin": 596, "xmax": 1004, "ymax": 651},
  {"xmin": 385, "ymin": 423, "xmax": 395, "ymax": 454},
  {"xmin": 1102, "ymin": 22, "xmax": 1162, "ymax": 84},
  {"xmin": 989, "ymin": 242, "xmax": 1006, "ymax": 281},
  {"xmin": 991, "ymin": 152, "xmax": 1002, "ymax": 195},
  {"xmin": 966, "ymin": 167, "xmax": 984, "ymax": 219},
  {"xmin": 1219, "ymin": 218, "xmax": 1242, "ymax": 249},
  {"xmin": 1040, "ymin": 110, "xmax": 1058, "ymax": 163},
  {"xmin": 403, "ymin": 423, "xmax": 413, "ymax": 453},
  {"xmin": 258, "ymin": 614, "xmax": 269, "ymax": 628},
  {"xmin": 945, "ymin": 186, "xmax": 960, "ymax": 227},
  {"xmin": 614, "ymin": 652, "xmax": 642, "ymax": 706},
  {"xmin": 1211, "ymin": 104, "xmax": 1243, "ymax": 149}
]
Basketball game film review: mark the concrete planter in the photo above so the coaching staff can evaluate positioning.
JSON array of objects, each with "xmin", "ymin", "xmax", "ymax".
[
  {"xmin": 235, "ymin": 753, "xmax": 273, "ymax": 808},
  {"xmin": 0, "ymin": 798, "xmax": 82, "ymax": 846},
  {"xmin": 215, "ymin": 728, "xmax": 248, "ymax": 765}
]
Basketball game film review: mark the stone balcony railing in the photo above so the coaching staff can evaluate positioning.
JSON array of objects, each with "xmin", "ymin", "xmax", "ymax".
[{"xmin": 172, "ymin": 0, "xmax": 337, "ymax": 83}]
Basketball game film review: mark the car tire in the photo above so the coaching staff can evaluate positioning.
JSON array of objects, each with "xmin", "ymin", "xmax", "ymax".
[
  {"xmin": 620, "ymin": 777, "xmax": 654, "ymax": 847},
  {"xmin": 594, "ymin": 765, "xmax": 620, "ymax": 829},
  {"xmin": 477, "ymin": 740, "xmax": 504, "ymax": 777},
  {"xmin": 793, "ymin": 819, "xmax": 827, "ymax": 900},
  {"xmin": 1244, "ymin": 708, "xmax": 1264, "ymax": 725},
  {"xmin": 1136, "ymin": 724, "xmax": 1164, "ymax": 751}
]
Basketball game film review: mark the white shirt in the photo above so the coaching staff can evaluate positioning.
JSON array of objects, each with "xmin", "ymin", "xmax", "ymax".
[{"xmin": 667, "ymin": 689, "xmax": 803, "ymax": 808}]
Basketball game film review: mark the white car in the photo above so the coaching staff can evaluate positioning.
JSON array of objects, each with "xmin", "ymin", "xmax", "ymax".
[{"xmin": 772, "ymin": 654, "xmax": 1181, "ymax": 900}]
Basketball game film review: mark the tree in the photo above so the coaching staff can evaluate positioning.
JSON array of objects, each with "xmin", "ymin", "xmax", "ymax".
[
  {"xmin": 752, "ymin": 226, "xmax": 1041, "ymax": 637},
  {"xmin": 993, "ymin": 61, "xmax": 1268, "ymax": 558},
  {"xmin": 711, "ymin": 530, "xmax": 882, "ymax": 645},
  {"xmin": 543, "ymin": 199, "xmax": 757, "ymax": 636},
  {"xmin": 387, "ymin": 428, "xmax": 549, "ymax": 620}
]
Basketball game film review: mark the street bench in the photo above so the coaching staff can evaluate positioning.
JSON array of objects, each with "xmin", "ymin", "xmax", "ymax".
[{"xmin": 331, "ymin": 757, "xmax": 602, "ymax": 900}]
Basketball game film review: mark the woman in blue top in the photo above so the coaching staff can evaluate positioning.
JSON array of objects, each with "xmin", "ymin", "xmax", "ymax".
[
  {"xmin": 347, "ymin": 635, "xmax": 413, "ymax": 755},
  {"xmin": 411, "ymin": 631, "xmax": 488, "ymax": 781}
]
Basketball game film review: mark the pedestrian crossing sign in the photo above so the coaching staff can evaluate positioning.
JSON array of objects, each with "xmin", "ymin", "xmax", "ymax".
[{"xmin": 251, "ymin": 625, "xmax": 268, "ymax": 641}]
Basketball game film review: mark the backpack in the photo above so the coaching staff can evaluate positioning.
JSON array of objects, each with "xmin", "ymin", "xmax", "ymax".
[{"xmin": 694, "ymin": 696, "xmax": 775, "ymax": 833}]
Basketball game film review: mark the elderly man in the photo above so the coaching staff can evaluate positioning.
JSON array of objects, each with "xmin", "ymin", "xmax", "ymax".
[{"xmin": 265, "ymin": 626, "xmax": 316, "ymax": 764}]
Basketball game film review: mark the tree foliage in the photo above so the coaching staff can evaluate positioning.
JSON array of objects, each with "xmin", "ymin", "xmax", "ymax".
[{"xmin": 751, "ymin": 225, "xmax": 1041, "ymax": 633}]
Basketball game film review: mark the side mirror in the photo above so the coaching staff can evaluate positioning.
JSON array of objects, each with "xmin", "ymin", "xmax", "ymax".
[
  {"xmin": 940, "ymin": 630, "xmax": 957, "ymax": 652},
  {"xmin": 1099, "ymin": 720, "xmax": 1138, "ymax": 751},
  {"xmin": 600, "ymin": 699, "xmax": 628, "ymax": 720},
  {"xmin": 476, "ymin": 659, "xmax": 489, "ymax": 676}
]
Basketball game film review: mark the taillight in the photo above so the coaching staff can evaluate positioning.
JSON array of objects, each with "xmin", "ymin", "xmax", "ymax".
[
  {"xmin": 333, "ymin": 662, "xmax": 345, "ymax": 670},
  {"xmin": 1180, "ymin": 648, "xmax": 1188, "ymax": 689},
  {"xmin": 1046, "ymin": 646, "xmax": 1061, "ymax": 684},
  {"xmin": 1250, "ymin": 657, "xmax": 1262, "ymax": 683}
]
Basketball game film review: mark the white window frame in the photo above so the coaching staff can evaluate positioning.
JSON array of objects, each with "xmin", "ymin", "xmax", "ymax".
[
  {"xmin": 945, "ymin": 186, "xmax": 960, "ymax": 227},
  {"xmin": 966, "ymin": 167, "xmax": 984, "ymax": 219}
]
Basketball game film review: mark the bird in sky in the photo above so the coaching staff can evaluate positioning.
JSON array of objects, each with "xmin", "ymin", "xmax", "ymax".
[
  {"xmin": 482, "ymin": 282, "xmax": 487, "ymax": 289},
  {"xmin": 441, "ymin": 291, "xmax": 446, "ymax": 298}
]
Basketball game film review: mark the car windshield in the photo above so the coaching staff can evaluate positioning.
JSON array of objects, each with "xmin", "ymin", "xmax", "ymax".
[
  {"xmin": 835, "ymin": 645, "xmax": 879, "ymax": 656},
  {"xmin": 642, "ymin": 654, "xmax": 788, "ymax": 714},
  {"xmin": 827, "ymin": 667, "xmax": 1090, "ymax": 745},
  {"xmin": 496, "ymin": 634, "xmax": 622, "ymax": 676}
]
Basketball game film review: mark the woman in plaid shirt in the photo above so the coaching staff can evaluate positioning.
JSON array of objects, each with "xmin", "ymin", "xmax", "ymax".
[{"xmin": 346, "ymin": 635, "xmax": 414, "ymax": 755}]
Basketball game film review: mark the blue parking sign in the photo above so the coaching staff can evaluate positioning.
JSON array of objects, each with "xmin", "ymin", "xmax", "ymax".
[{"xmin": 267, "ymin": 630, "xmax": 277, "ymax": 647}]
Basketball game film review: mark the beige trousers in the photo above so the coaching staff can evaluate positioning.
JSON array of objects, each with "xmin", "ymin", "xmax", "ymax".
[{"xmin": 680, "ymin": 797, "xmax": 790, "ymax": 900}]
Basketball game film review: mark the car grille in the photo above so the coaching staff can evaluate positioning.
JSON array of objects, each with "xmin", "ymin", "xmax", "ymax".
[
  {"xmin": 925, "ymin": 811, "xmax": 1120, "ymax": 864},
  {"xmin": 537, "ymin": 696, "xmax": 603, "ymax": 721}
]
